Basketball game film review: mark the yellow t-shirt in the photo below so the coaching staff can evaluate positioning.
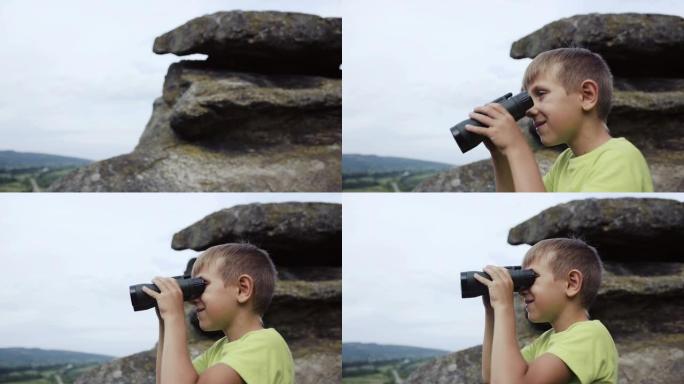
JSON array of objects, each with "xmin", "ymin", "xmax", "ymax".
[
  {"xmin": 521, "ymin": 320, "xmax": 618, "ymax": 384},
  {"xmin": 543, "ymin": 138, "xmax": 653, "ymax": 192},
  {"xmin": 192, "ymin": 328, "xmax": 294, "ymax": 384}
]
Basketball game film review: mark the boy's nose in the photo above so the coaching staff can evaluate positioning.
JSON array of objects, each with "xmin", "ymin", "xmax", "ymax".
[{"xmin": 525, "ymin": 106, "xmax": 538, "ymax": 118}]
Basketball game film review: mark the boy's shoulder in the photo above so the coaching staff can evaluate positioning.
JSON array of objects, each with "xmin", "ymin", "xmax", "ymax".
[
  {"xmin": 545, "ymin": 137, "xmax": 653, "ymax": 192},
  {"xmin": 523, "ymin": 320, "xmax": 616, "ymax": 360},
  {"xmin": 522, "ymin": 320, "xmax": 618, "ymax": 383},
  {"xmin": 194, "ymin": 328, "xmax": 294, "ymax": 383}
]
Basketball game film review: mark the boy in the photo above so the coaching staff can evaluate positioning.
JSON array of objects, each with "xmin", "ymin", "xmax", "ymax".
[
  {"xmin": 465, "ymin": 47, "xmax": 653, "ymax": 192},
  {"xmin": 475, "ymin": 238, "xmax": 618, "ymax": 384},
  {"xmin": 143, "ymin": 243, "xmax": 294, "ymax": 384}
]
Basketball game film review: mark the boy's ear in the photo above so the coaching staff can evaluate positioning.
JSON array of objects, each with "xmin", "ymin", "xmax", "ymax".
[
  {"xmin": 565, "ymin": 269, "xmax": 583, "ymax": 299},
  {"xmin": 579, "ymin": 79, "xmax": 599, "ymax": 112},
  {"xmin": 236, "ymin": 274, "xmax": 254, "ymax": 304}
]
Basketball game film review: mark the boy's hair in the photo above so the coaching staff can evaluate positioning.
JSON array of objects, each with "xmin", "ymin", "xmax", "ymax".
[
  {"xmin": 522, "ymin": 47, "xmax": 613, "ymax": 121},
  {"xmin": 522, "ymin": 238, "xmax": 603, "ymax": 309},
  {"xmin": 192, "ymin": 243, "xmax": 277, "ymax": 316}
]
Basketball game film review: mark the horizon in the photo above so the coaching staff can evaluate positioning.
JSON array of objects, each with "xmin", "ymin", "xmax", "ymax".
[
  {"xmin": 0, "ymin": 0, "xmax": 341, "ymax": 161},
  {"xmin": 0, "ymin": 193, "xmax": 341, "ymax": 358},
  {"xmin": 342, "ymin": 193, "xmax": 684, "ymax": 353}
]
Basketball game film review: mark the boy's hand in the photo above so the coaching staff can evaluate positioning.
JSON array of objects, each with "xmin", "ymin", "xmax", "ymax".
[
  {"xmin": 142, "ymin": 277, "xmax": 185, "ymax": 322},
  {"xmin": 473, "ymin": 266, "xmax": 514, "ymax": 310},
  {"xmin": 465, "ymin": 103, "xmax": 527, "ymax": 156}
]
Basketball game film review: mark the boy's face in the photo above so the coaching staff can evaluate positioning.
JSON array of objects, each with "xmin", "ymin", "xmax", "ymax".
[
  {"xmin": 519, "ymin": 256, "xmax": 568, "ymax": 323},
  {"xmin": 191, "ymin": 262, "xmax": 240, "ymax": 332},
  {"xmin": 525, "ymin": 65, "xmax": 584, "ymax": 147}
]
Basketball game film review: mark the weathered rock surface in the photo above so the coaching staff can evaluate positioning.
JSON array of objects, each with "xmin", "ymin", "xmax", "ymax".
[
  {"xmin": 414, "ymin": 149, "xmax": 557, "ymax": 192},
  {"xmin": 171, "ymin": 202, "xmax": 341, "ymax": 266},
  {"xmin": 609, "ymin": 86, "xmax": 684, "ymax": 151},
  {"xmin": 153, "ymin": 11, "xmax": 341, "ymax": 77},
  {"xmin": 510, "ymin": 13, "xmax": 684, "ymax": 77},
  {"xmin": 159, "ymin": 61, "xmax": 341, "ymax": 142},
  {"xmin": 405, "ymin": 345, "xmax": 482, "ymax": 384},
  {"xmin": 508, "ymin": 198, "xmax": 684, "ymax": 261},
  {"xmin": 50, "ymin": 11, "xmax": 341, "ymax": 192},
  {"xmin": 409, "ymin": 197, "xmax": 684, "ymax": 384}
]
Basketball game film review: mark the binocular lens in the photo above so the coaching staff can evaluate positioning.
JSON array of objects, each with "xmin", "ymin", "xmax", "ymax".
[
  {"xmin": 129, "ymin": 276, "xmax": 206, "ymax": 311},
  {"xmin": 450, "ymin": 91, "xmax": 534, "ymax": 153},
  {"xmin": 460, "ymin": 266, "xmax": 537, "ymax": 298}
]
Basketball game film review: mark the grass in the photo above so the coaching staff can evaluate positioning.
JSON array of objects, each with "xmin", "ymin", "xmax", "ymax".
[
  {"xmin": 342, "ymin": 358, "xmax": 433, "ymax": 384},
  {"xmin": 343, "ymin": 170, "xmax": 442, "ymax": 192},
  {"xmin": 0, "ymin": 167, "xmax": 79, "ymax": 192},
  {"xmin": 0, "ymin": 363, "xmax": 99, "ymax": 384}
]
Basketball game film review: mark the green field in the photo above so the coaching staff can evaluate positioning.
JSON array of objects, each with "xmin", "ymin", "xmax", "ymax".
[
  {"xmin": 342, "ymin": 358, "xmax": 430, "ymax": 384},
  {"xmin": 0, "ymin": 167, "xmax": 78, "ymax": 192},
  {"xmin": 342, "ymin": 170, "xmax": 441, "ymax": 192},
  {"xmin": 0, "ymin": 363, "xmax": 99, "ymax": 384}
]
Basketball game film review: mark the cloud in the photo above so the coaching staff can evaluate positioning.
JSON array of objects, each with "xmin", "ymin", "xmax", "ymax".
[
  {"xmin": 0, "ymin": 0, "xmax": 341, "ymax": 159},
  {"xmin": 342, "ymin": 0, "xmax": 684, "ymax": 164},
  {"xmin": 0, "ymin": 193, "xmax": 340, "ymax": 356}
]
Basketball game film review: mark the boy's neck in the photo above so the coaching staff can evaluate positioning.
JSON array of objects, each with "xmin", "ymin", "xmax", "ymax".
[
  {"xmin": 550, "ymin": 304, "xmax": 590, "ymax": 332},
  {"xmin": 223, "ymin": 311, "xmax": 265, "ymax": 342},
  {"xmin": 567, "ymin": 118, "xmax": 612, "ymax": 156}
]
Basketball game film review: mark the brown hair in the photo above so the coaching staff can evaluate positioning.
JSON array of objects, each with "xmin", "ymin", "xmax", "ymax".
[
  {"xmin": 192, "ymin": 243, "xmax": 276, "ymax": 316},
  {"xmin": 522, "ymin": 238, "xmax": 603, "ymax": 309},
  {"xmin": 522, "ymin": 47, "xmax": 613, "ymax": 121}
]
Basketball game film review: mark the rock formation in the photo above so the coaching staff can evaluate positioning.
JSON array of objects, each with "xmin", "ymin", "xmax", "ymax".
[
  {"xmin": 407, "ymin": 197, "xmax": 684, "ymax": 384},
  {"xmin": 416, "ymin": 13, "xmax": 684, "ymax": 192},
  {"xmin": 50, "ymin": 11, "xmax": 341, "ymax": 192},
  {"xmin": 76, "ymin": 201, "xmax": 342, "ymax": 384}
]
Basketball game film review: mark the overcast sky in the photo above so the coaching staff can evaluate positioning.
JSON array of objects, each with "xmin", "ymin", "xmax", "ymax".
[
  {"xmin": 342, "ymin": 0, "xmax": 684, "ymax": 166},
  {"xmin": 0, "ymin": 193, "xmax": 340, "ymax": 357},
  {"xmin": 342, "ymin": 193, "xmax": 684, "ymax": 352},
  {"xmin": 0, "ymin": 0, "xmax": 340, "ymax": 161}
]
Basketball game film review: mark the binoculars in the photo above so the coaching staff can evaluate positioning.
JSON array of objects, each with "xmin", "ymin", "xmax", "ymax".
[
  {"xmin": 450, "ymin": 91, "xmax": 534, "ymax": 153},
  {"xmin": 460, "ymin": 266, "xmax": 538, "ymax": 298},
  {"xmin": 129, "ymin": 275, "xmax": 206, "ymax": 311}
]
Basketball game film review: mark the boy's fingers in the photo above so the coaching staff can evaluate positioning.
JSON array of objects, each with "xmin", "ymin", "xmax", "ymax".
[
  {"xmin": 488, "ymin": 103, "xmax": 510, "ymax": 117},
  {"xmin": 469, "ymin": 111, "xmax": 495, "ymax": 127},
  {"xmin": 153, "ymin": 277, "xmax": 174, "ymax": 293},
  {"xmin": 142, "ymin": 285, "xmax": 159, "ymax": 298},
  {"xmin": 464, "ymin": 124, "xmax": 491, "ymax": 137},
  {"xmin": 473, "ymin": 273, "xmax": 491, "ymax": 285},
  {"xmin": 484, "ymin": 265, "xmax": 504, "ymax": 281}
]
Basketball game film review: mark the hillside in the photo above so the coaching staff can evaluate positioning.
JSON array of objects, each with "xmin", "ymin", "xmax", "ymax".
[
  {"xmin": 342, "ymin": 342, "xmax": 449, "ymax": 363},
  {"xmin": 0, "ymin": 347, "xmax": 114, "ymax": 368},
  {"xmin": 0, "ymin": 150, "xmax": 91, "ymax": 170},
  {"xmin": 342, "ymin": 154, "xmax": 453, "ymax": 175}
]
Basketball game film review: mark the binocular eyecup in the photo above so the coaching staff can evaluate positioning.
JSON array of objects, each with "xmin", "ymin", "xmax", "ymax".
[
  {"xmin": 450, "ymin": 91, "xmax": 533, "ymax": 153},
  {"xmin": 460, "ymin": 266, "xmax": 538, "ymax": 298},
  {"xmin": 129, "ymin": 275, "xmax": 206, "ymax": 311}
]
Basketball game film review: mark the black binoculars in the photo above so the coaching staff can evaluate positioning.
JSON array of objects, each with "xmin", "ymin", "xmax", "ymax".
[
  {"xmin": 450, "ymin": 91, "xmax": 533, "ymax": 153},
  {"xmin": 460, "ymin": 266, "xmax": 538, "ymax": 298},
  {"xmin": 129, "ymin": 275, "xmax": 206, "ymax": 311}
]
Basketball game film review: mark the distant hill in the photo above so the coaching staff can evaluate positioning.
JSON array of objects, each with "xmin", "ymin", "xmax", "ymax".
[
  {"xmin": 0, "ymin": 347, "xmax": 115, "ymax": 368},
  {"xmin": 342, "ymin": 154, "xmax": 453, "ymax": 175},
  {"xmin": 0, "ymin": 150, "xmax": 91, "ymax": 170},
  {"xmin": 342, "ymin": 342, "xmax": 450, "ymax": 364}
]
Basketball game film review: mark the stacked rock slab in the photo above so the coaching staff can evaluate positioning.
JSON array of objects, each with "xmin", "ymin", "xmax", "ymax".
[
  {"xmin": 407, "ymin": 198, "xmax": 684, "ymax": 384},
  {"xmin": 76, "ymin": 202, "xmax": 342, "ymax": 384},
  {"xmin": 50, "ymin": 11, "xmax": 341, "ymax": 192},
  {"xmin": 416, "ymin": 13, "xmax": 684, "ymax": 192}
]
